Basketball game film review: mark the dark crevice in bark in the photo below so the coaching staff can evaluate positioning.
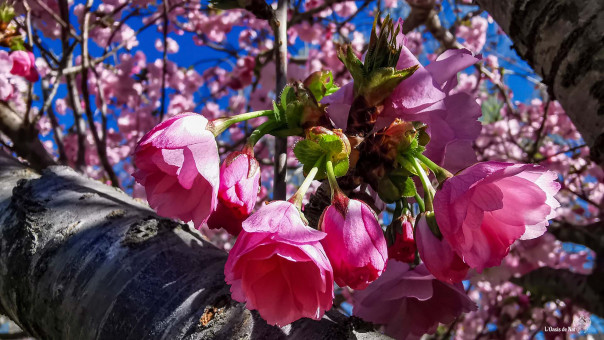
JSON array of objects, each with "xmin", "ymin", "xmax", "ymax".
[
  {"xmin": 591, "ymin": 80, "xmax": 604, "ymax": 116},
  {"xmin": 561, "ymin": 33, "xmax": 604, "ymax": 88},
  {"xmin": 545, "ymin": 12, "xmax": 598, "ymax": 93},
  {"xmin": 508, "ymin": 0, "xmax": 530, "ymax": 54},
  {"xmin": 523, "ymin": 1, "xmax": 556, "ymax": 66}
]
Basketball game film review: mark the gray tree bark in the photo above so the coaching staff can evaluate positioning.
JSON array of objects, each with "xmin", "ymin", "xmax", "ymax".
[
  {"xmin": 475, "ymin": 0, "xmax": 604, "ymax": 164},
  {"xmin": 0, "ymin": 153, "xmax": 388, "ymax": 340}
]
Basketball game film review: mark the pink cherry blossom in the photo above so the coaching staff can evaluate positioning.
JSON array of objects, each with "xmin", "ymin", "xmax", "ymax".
[
  {"xmin": 207, "ymin": 150, "xmax": 261, "ymax": 235},
  {"xmin": 320, "ymin": 32, "xmax": 481, "ymax": 172},
  {"xmin": 379, "ymin": 48, "xmax": 482, "ymax": 172},
  {"xmin": 434, "ymin": 162, "xmax": 561, "ymax": 272},
  {"xmin": 353, "ymin": 261, "xmax": 476, "ymax": 339},
  {"xmin": 133, "ymin": 113, "xmax": 220, "ymax": 227},
  {"xmin": 206, "ymin": 201, "xmax": 247, "ymax": 237},
  {"xmin": 224, "ymin": 201, "xmax": 334, "ymax": 326},
  {"xmin": 228, "ymin": 56, "xmax": 255, "ymax": 90},
  {"xmin": 333, "ymin": 1, "xmax": 357, "ymax": 17},
  {"xmin": 457, "ymin": 16, "xmax": 489, "ymax": 53},
  {"xmin": 0, "ymin": 78, "xmax": 13, "ymax": 101},
  {"xmin": 388, "ymin": 216, "xmax": 416, "ymax": 263},
  {"xmin": 0, "ymin": 51, "xmax": 13, "ymax": 73},
  {"xmin": 415, "ymin": 213, "xmax": 470, "ymax": 283},
  {"xmin": 318, "ymin": 195, "xmax": 388, "ymax": 289},
  {"xmin": 9, "ymin": 51, "xmax": 39, "ymax": 82}
]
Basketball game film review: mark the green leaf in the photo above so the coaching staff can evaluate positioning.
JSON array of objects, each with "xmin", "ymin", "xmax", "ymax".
[
  {"xmin": 397, "ymin": 157, "xmax": 418, "ymax": 176},
  {"xmin": 280, "ymin": 85, "xmax": 296, "ymax": 110},
  {"xmin": 362, "ymin": 65, "xmax": 419, "ymax": 106},
  {"xmin": 337, "ymin": 45, "xmax": 365, "ymax": 85},
  {"xmin": 272, "ymin": 100, "xmax": 285, "ymax": 125},
  {"xmin": 0, "ymin": 4, "xmax": 15, "ymax": 24},
  {"xmin": 318, "ymin": 134, "xmax": 342, "ymax": 154},
  {"xmin": 303, "ymin": 71, "xmax": 339, "ymax": 102},
  {"xmin": 364, "ymin": 14, "xmax": 402, "ymax": 73},
  {"xmin": 480, "ymin": 95, "xmax": 504, "ymax": 124},
  {"xmin": 285, "ymin": 101, "xmax": 303, "ymax": 130},
  {"xmin": 9, "ymin": 38, "xmax": 25, "ymax": 52},
  {"xmin": 377, "ymin": 176, "xmax": 401, "ymax": 203},
  {"xmin": 294, "ymin": 140, "xmax": 323, "ymax": 167},
  {"xmin": 332, "ymin": 157, "xmax": 349, "ymax": 178},
  {"xmin": 399, "ymin": 177, "xmax": 417, "ymax": 197}
]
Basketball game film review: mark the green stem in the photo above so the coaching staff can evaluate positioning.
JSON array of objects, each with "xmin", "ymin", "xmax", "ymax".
[
  {"xmin": 325, "ymin": 157, "xmax": 341, "ymax": 199},
  {"xmin": 289, "ymin": 155, "xmax": 325, "ymax": 210},
  {"xmin": 415, "ymin": 152, "xmax": 453, "ymax": 184},
  {"xmin": 414, "ymin": 192, "xmax": 425, "ymax": 213},
  {"xmin": 247, "ymin": 120, "xmax": 279, "ymax": 147},
  {"xmin": 409, "ymin": 155, "xmax": 434, "ymax": 211},
  {"xmin": 207, "ymin": 110, "xmax": 273, "ymax": 136}
]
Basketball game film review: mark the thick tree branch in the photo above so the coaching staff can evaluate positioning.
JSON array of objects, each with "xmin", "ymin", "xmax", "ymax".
[
  {"xmin": 511, "ymin": 267, "xmax": 604, "ymax": 317},
  {"xmin": 476, "ymin": 0, "xmax": 604, "ymax": 166},
  {"xmin": 0, "ymin": 152, "xmax": 388, "ymax": 339},
  {"xmin": 549, "ymin": 220, "xmax": 604, "ymax": 258}
]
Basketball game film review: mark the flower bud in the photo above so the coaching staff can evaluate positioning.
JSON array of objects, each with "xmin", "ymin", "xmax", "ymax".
[
  {"xmin": 387, "ymin": 214, "xmax": 416, "ymax": 263},
  {"xmin": 318, "ymin": 194, "xmax": 388, "ymax": 289},
  {"xmin": 9, "ymin": 50, "xmax": 39, "ymax": 82},
  {"xmin": 207, "ymin": 150, "xmax": 261, "ymax": 235}
]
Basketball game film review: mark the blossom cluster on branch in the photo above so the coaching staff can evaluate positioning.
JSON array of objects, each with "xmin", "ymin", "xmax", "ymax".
[
  {"xmin": 131, "ymin": 15, "xmax": 566, "ymax": 337},
  {"xmin": 0, "ymin": 0, "xmax": 600, "ymax": 338}
]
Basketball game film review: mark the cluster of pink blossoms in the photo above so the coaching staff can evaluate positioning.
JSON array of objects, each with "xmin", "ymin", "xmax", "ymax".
[
  {"xmin": 132, "ymin": 16, "xmax": 562, "ymax": 337},
  {"xmin": 0, "ymin": 50, "xmax": 39, "ymax": 101},
  {"xmin": 7, "ymin": 0, "xmax": 592, "ymax": 337}
]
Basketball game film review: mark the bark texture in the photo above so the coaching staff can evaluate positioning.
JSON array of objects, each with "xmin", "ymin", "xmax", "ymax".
[
  {"xmin": 0, "ymin": 103, "xmax": 56, "ymax": 172},
  {"xmin": 0, "ymin": 154, "xmax": 388, "ymax": 340},
  {"xmin": 476, "ymin": 0, "xmax": 604, "ymax": 164}
]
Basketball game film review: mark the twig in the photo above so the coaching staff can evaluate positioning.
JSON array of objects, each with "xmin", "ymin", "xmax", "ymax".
[
  {"xmin": 272, "ymin": 0, "xmax": 288, "ymax": 200},
  {"xmin": 58, "ymin": 0, "xmax": 86, "ymax": 172},
  {"xmin": 41, "ymin": 78, "xmax": 68, "ymax": 164},
  {"xmin": 528, "ymin": 99, "xmax": 551, "ymax": 162},
  {"xmin": 80, "ymin": 0, "xmax": 121, "ymax": 188},
  {"xmin": 537, "ymin": 144, "xmax": 587, "ymax": 161},
  {"xmin": 31, "ymin": 0, "xmax": 82, "ymax": 42},
  {"xmin": 159, "ymin": 0, "xmax": 170, "ymax": 121},
  {"xmin": 288, "ymin": 0, "xmax": 347, "ymax": 26},
  {"xmin": 22, "ymin": 1, "xmax": 35, "ymax": 126}
]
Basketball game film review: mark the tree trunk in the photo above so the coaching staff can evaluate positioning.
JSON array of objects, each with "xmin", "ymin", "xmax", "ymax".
[
  {"xmin": 475, "ymin": 0, "xmax": 604, "ymax": 164},
  {"xmin": 0, "ymin": 153, "xmax": 388, "ymax": 340}
]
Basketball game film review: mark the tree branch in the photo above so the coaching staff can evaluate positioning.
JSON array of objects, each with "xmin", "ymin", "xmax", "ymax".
[
  {"xmin": 0, "ymin": 152, "xmax": 388, "ymax": 339},
  {"xmin": 0, "ymin": 102, "xmax": 56, "ymax": 171},
  {"xmin": 511, "ymin": 267, "xmax": 604, "ymax": 317},
  {"xmin": 272, "ymin": 0, "xmax": 288, "ymax": 200},
  {"xmin": 475, "ymin": 0, "xmax": 604, "ymax": 166},
  {"xmin": 79, "ymin": 0, "xmax": 121, "ymax": 188}
]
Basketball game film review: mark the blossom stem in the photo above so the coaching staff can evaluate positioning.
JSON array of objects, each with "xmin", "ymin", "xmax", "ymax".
[
  {"xmin": 289, "ymin": 155, "xmax": 325, "ymax": 210},
  {"xmin": 414, "ymin": 193, "xmax": 425, "ymax": 213},
  {"xmin": 207, "ymin": 110, "xmax": 274, "ymax": 136},
  {"xmin": 408, "ymin": 155, "xmax": 435, "ymax": 211},
  {"xmin": 325, "ymin": 157, "xmax": 342, "ymax": 199},
  {"xmin": 414, "ymin": 153, "xmax": 453, "ymax": 184},
  {"xmin": 247, "ymin": 120, "xmax": 280, "ymax": 147}
]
